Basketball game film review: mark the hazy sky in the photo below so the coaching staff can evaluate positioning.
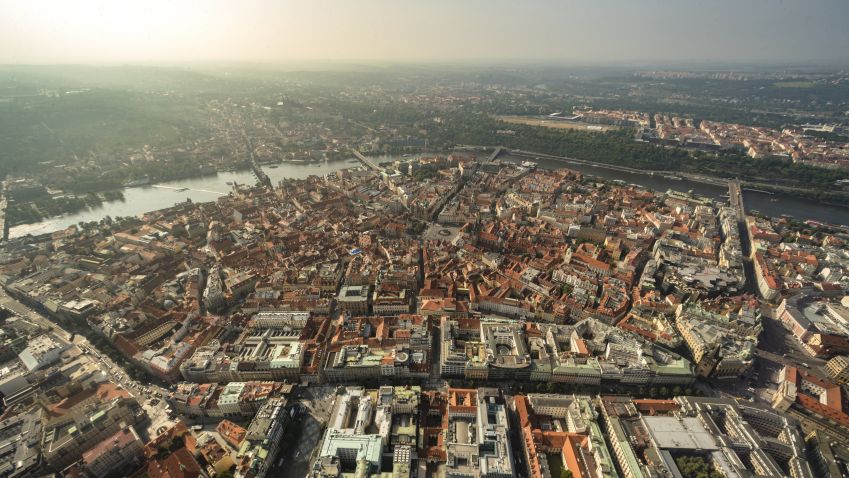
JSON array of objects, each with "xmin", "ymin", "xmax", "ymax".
[{"xmin": 1, "ymin": 0, "xmax": 848, "ymax": 65}]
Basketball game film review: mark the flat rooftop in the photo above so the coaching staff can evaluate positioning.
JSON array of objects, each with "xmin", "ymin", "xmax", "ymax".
[{"xmin": 642, "ymin": 416, "xmax": 718, "ymax": 451}]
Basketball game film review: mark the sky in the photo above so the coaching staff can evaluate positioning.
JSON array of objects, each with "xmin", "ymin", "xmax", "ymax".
[{"xmin": 1, "ymin": 0, "xmax": 848, "ymax": 65}]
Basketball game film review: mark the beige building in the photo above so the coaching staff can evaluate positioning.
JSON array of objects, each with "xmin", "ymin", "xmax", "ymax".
[
  {"xmin": 675, "ymin": 305, "xmax": 755, "ymax": 379},
  {"xmin": 825, "ymin": 355, "xmax": 849, "ymax": 385},
  {"xmin": 337, "ymin": 285, "xmax": 370, "ymax": 315},
  {"xmin": 80, "ymin": 425, "xmax": 144, "ymax": 478},
  {"xmin": 42, "ymin": 397, "xmax": 141, "ymax": 472}
]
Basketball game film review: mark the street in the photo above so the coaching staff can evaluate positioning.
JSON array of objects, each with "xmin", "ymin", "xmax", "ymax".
[
  {"xmin": 505, "ymin": 395, "xmax": 529, "ymax": 478},
  {"xmin": 0, "ymin": 288, "xmax": 72, "ymax": 341},
  {"xmin": 701, "ymin": 313, "xmax": 831, "ymax": 407},
  {"xmin": 76, "ymin": 341, "xmax": 174, "ymax": 440},
  {"xmin": 0, "ymin": 286, "xmax": 173, "ymax": 440},
  {"xmin": 757, "ymin": 315, "xmax": 827, "ymax": 375},
  {"xmin": 274, "ymin": 385, "xmax": 337, "ymax": 478}
]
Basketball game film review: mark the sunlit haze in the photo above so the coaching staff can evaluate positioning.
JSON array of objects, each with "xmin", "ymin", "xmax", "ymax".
[
  {"xmin": 2, "ymin": 0, "xmax": 849, "ymax": 64},
  {"xmin": 4, "ymin": 1, "xmax": 849, "ymax": 476}
]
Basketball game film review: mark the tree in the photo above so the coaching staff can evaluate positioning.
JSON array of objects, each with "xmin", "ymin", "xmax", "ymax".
[
  {"xmin": 560, "ymin": 469, "xmax": 573, "ymax": 478},
  {"xmin": 674, "ymin": 455, "xmax": 723, "ymax": 478}
]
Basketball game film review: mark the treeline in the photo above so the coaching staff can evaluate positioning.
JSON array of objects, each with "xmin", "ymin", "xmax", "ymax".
[
  {"xmin": 444, "ymin": 378, "xmax": 703, "ymax": 399},
  {"xmin": 586, "ymin": 97, "xmax": 794, "ymax": 129},
  {"xmin": 806, "ymin": 130, "xmax": 849, "ymax": 142},
  {"xmin": 82, "ymin": 327, "xmax": 153, "ymax": 383},
  {"xmin": 55, "ymin": 156, "xmax": 217, "ymax": 195},
  {"xmin": 584, "ymin": 75, "xmax": 849, "ymax": 123},
  {"xmin": 425, "ymin": 112, "xmax": 849, "ymax": 203},
  {"xmin": 0, "ymin": 88, "xmax": 208, "ymax": 178},
  {"xmin": 6, "ymin": 191, "xmax": 125, "ymax": 226}
]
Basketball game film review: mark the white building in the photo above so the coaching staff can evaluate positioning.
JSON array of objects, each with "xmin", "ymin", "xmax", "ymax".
[{"xmin": 18, "ymin": 334, "xmax": 68, "ymax": 371}]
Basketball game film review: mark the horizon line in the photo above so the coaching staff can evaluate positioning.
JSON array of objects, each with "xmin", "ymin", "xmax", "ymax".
[{"xmin": 2, "ymin": 58, "xmax": 849, "ymax": 70}]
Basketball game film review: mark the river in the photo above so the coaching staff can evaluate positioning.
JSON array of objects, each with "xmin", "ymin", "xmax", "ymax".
[
  {"xmin": 7, "ymin": 154, "xmax": 426, "ymax": 239},
  {"xmin": 8, "ymin": 152, "xmax": 848, "ymax": 238},
  {"xmin": 9, "ymin": 159, "xmax": 362, "ymax": 238},
  {"xmin": 498, "ymin": 154, "xmax": 849, "ymax": 227}
]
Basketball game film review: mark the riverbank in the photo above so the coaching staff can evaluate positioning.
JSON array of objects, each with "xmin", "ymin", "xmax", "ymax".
[
  {"xmin": 498, "ymin": 150, "xmax": 849, "ymax": 227},
  {"xmin": 6, "ymin": 190, "xmax": 126, "ymax": 227},
  {"xmin": 7, "ymin": 158, "xmax": 369, "ymax": 238},
  {"xmin": 505, "ymin": 148, "xmax": 849, "ymax": 202},
  {"xmin": 7, "ymin": 149, "xmax": 848, "ymax": 239}
]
